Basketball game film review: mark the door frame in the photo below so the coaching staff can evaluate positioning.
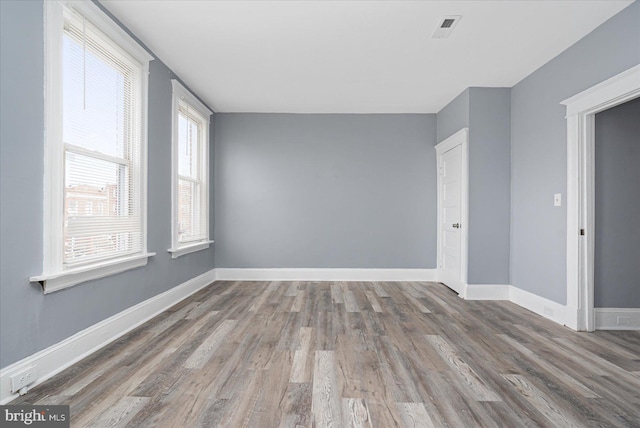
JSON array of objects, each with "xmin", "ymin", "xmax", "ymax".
[
  {"xmin": 435, "ymin": 128, "xmax": 469, "ymax": 294},
  {"xmin": 561, "ymin": 64, "xmax": 640, "ymax": 331}
]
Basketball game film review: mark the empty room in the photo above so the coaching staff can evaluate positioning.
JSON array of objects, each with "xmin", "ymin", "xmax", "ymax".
[{"xmin": 1, "ymin": 0, "xmax": 639, "ymax": 426}]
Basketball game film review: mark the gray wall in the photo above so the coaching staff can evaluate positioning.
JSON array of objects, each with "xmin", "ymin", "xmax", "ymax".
[
  {"xmin": 594, "ymin": 97, "xmax": 640, "ymax": 308},
  {"xmin": 0, "ymin": 0, "xmax": 215, "ymax": 368},
  {"xmin": 468, "ymin": 88, "xmax": 511, "ymax": 284},
  {"xmin": 510, "ymin": 0, "xmax": 640, "ymax": 305},
  {"xmin": 436, "ymin": 89, "xmax": 469, "ymax": 143},
  {"xmin": 214, "ymin": 114, "xmax": 437, "ymax": 269}
]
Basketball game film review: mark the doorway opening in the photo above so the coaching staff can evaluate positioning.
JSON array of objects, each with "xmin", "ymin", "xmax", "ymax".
[
  {"xmin": 592, "ymin": 98, "xmax": 640, "ymax": 329},
  {"xmin": 562, "ymin": 64, "xmax": 640, "ymax": 331}
]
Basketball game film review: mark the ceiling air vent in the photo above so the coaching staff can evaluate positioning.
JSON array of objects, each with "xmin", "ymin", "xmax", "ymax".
[{"xmin": 432, "ymin": 15, "xmax": 461, "ymax": 39}]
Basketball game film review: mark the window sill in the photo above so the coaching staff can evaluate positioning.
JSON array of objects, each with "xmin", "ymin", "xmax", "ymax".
[
  {"xmin": 30, "ymin": 252, "xmax": 155, "ymax": 294},
  {"xmin": 168, "ymin": 240, "xmax": 214, "ymax": 259}
]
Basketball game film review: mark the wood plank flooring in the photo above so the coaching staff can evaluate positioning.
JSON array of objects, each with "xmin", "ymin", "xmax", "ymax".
[{"xmin": 11, "ymin": 281, "xmax": 640, "ymax": 427}]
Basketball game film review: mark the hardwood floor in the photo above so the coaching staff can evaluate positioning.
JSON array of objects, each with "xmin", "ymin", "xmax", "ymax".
[{"xmin": 11, "ymin": 281, "xmax": 640, "ymax": 427}]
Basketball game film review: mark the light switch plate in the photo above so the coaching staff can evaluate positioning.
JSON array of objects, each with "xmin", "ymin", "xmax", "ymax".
[{"xmin": 554, "ymin": 193, "xmax": 562, "ymax": 207}]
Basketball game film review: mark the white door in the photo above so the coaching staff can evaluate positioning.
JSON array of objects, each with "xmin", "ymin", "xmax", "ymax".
[{"xmin": 438, "ymin": 144, "xmax": 463, "ymax": 293}]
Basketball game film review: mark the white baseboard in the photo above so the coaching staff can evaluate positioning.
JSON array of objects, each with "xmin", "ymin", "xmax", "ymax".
[
  {"xmin": 508, "ymin": 285, "xmax": 568, "ymax": 327},
  {"xmin": 595, "ymin": 308, "xmax": 640, "ymax": 330},
  {"xmin": 462, "ymin": 283, "xmax": 569, "ymax": 327},
  {"xmin": 215, "ymin": 268, "xmax": 437, "ymax": 282},
  {"xmin": 463, "ymin": 284, "xmax": 510, "ymax": 300},
  {"xmin": 0, "ymin": 268, "xmax": 216, "ymax": 405},
  {"xmin": 468, "ymin": 286, "xmax": 640, "ymax": 332}
]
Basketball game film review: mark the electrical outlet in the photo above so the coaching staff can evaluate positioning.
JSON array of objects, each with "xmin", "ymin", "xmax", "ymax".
[
  {"xmin": 617, "ymin": 316, "xmax": 631, "ymax": 326},
  {"xmin": 10, "ymin": 366, "xmax": 37, "ymax": 393}
]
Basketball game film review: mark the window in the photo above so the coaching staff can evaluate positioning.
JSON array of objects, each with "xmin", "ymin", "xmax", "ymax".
[
  {"xmin": 68, "ymin": 200, "xmax": 78, "ymax": 215},
  {"xmin": 168, "ymin": 80, "xmax": 212, "ymax": 258},
  {"xmin": 32, "ymin": 1, "xmax": 154, "ymax": 293}
]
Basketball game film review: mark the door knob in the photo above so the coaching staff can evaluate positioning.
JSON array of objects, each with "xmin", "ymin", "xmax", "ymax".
[{"xmin": 452, "ymin": 223, "xmax": 460, "ymax": 229}]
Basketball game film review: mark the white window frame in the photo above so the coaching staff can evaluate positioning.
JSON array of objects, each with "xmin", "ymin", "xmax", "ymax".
[
  {"xmin": 31, "ymin": 0, "xmax": 154, "ymax": 294},
  {"xmin": 168, "ymin": 79, "xmax": 213, "ymax": 259}
]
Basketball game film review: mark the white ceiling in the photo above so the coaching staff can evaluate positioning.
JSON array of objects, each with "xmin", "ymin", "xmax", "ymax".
[{"xmin": 101, "ymin": 0, "xmax": 633, "ymax": 113}]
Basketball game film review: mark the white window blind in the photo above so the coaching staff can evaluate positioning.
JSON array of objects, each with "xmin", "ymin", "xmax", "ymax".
[
  {"xmin": 177, "ymin": 103, "xmax": 208, "ymax": 244},
  {"xmin": 62, "ymin": 10, "xmax": 143, "ymax": 267}
]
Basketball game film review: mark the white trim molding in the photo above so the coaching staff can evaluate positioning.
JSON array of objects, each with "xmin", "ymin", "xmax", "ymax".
[
  {"xmin": 30, "ymin": 252, "xmax": 156, "ymax": 294},
  {"xmin": 434, "ymin": 128, "xmax": 469, "ymax": 295},
  {"xmin": 215, "ymin": 268, "xmax": 437, "ymax": 282},
  {"xmin": 594, "ymin": 308, "xmax": 640, "ymax": 330},
  {"xmin": 561, "ymin": 65, "xmax": 640, "ymax": 117},
  {"xmin": 168, "ymin": 240, "xmax": 214, "ymax": 259},
  {"xmin": 462, "ymin": 284, "xmax": 571, "ymax": 327},
  {"xmin": 508, "ymin": 286, "xmax": 569, "ymax": 327},
  {"xmin": 1, "ymin": 269, "xmax": 216, "ymax": 404},
  {"xmin": 56, "ymin": 0, "xmax": 153, "ymax": 63},
  {"xmin": 561, "ymin": 64, "xmax": 640, "ymax": 331}
]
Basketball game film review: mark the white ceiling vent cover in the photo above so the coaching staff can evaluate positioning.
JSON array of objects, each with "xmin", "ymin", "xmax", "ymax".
[{"xmin": 432, "ymin": 15, "xmax": 462, "ymax": 39}]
